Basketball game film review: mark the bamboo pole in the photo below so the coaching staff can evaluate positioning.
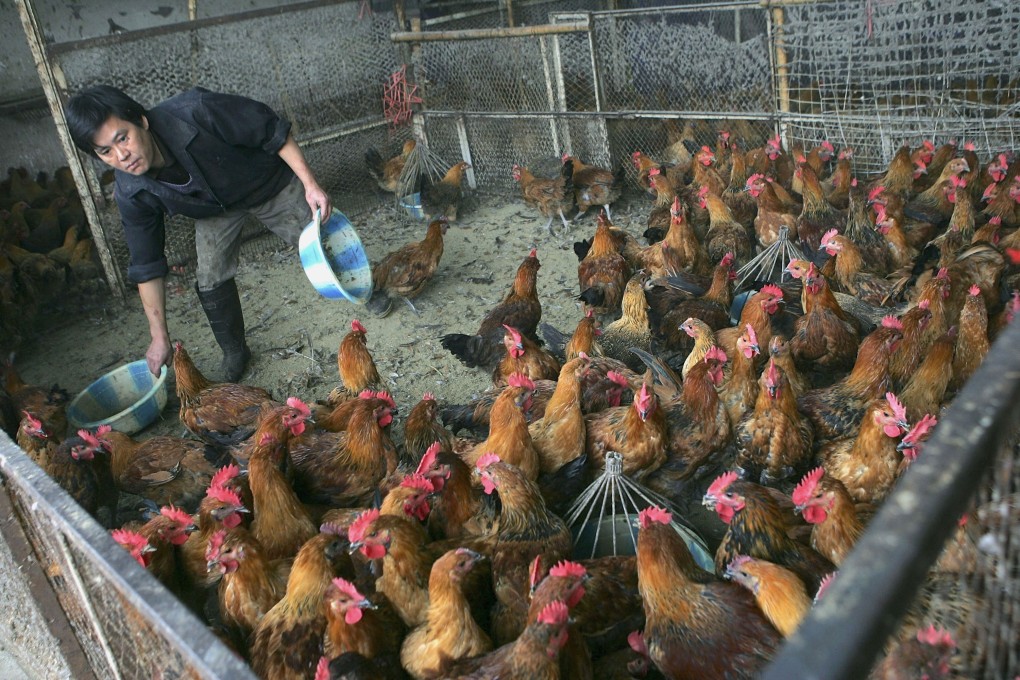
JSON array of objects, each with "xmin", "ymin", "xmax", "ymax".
[
  {"xmin": 770, "ymin": 4, "xmax": 792, "ymax": 145},
  {"xmin": 14, "ymin": 0, "xmax": 126, "ymax": 300},
  {"xmin": 391, "ymin": 21, "xmax": 588, "ymax": 42},
  {"xmin": 505, "ymin": 0, "xmax": 516, "ymax": 28}
]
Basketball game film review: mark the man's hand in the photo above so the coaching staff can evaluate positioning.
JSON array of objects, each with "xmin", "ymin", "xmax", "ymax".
[
  {"xmin": 305, "ymin": 182, "xmax": 332, "ymax": 221},
  {"xmin": 146, "ymin": 335, "xmax": 172, "ymax": 376}
]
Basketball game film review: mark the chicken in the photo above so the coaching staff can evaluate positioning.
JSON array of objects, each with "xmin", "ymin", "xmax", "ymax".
[
  {"xmin": 45, "ymin": 225, "xmax": 78, "ymax": 266},
  {"xmin": 719, "ymin": 324, "xmax": 761, "ymax": 429},
  {"xmin": 493, "ymin": 324, "xmax": 561, "ymax": 386},
  {"xmin": 205, "ymin": 527, "xmax": 290, "ymax": 641},
  {"xmin": 577, "ymin": 210, "xmax": 631, "ymax": 314},
  {"xmin": 820, "ymin": 228, "xmax": 899, "ymax": 305},
  {"xmin": 563, "ymin": 309, "xmax": 604, "ymax": 361},
  {"xmin": 895, "ymin": 414, "xmax": 939, "ymax": 474},
  {"xmin": 795, "ymin": 164, "xmax": 844, "ymax": 255},
  {"xmin": 91, "ymin": 427, "xmax": 223, "ymax": 513},
  {"xmin": 869, "ymin": 625, "xmax": 956, "ymax": 680},
  {"xmin": 324, "ymin": 320, "xmax": 382, "ymax": 408},
  {"xmin": 646, "ymin": 253, "xmax": 736, "ymax": 349},
  {"xmin": 367, "ymin": 217, "xmax": 447, "ymax": 317},
  {"xmin": 476, "ymin": 454, "xmax": 573, "ymax": 644},
  {"xmin": 704, "ymin": 472, "xmax": 835, "ymax": 594},
  {"xmin": 584, "ymin": 382, "xmax": 668, "ymax": 481},
  {"xmin": 111, "ymin": 528, "xmax": 156, "ymax": 568},
  {"xmin": 735, "ymin": 358, "xmax": 814, "ymax": 486},
  {"xmin": 950, "ymin": 285, "xmax": 989, "ymax": 391},
  {"xmin": 289, "ymin": 392, "xmax": 396, "ymax": 508},
  {"xmin": 798, "ymin": 319, "xmax": 903, "ymax": 443},
  {"xmin": 700, "ymin": 186, "xmax": 753, "ymax": 265},
  {"xmin": 637, "ymin": 506, "xmax": 780, "ymax": 679},
  {"xmin": 15, "ymin": 410, "xmax": 59, "ymax": 467},
  {"xmin": 676, "ymin": 317, "xmax": 717, "ymax": 379},
  {"xmin": 365, "ymin": 139, "xmax": 416, "ymax": 194},
  {"xmin": 822, "ymin": 147, "xmax": 854, "ymax": 210},
  {"xmin": 875, "ymin": 210, "xmax": 918, "ymax": 270},
  {"xmin": 791, "ymin": 467, "xmax": 865, "ymax": 566},
  {"xmin": 641, "ymin": 197, "xmax": 711, "ymax": 278},
  {"xmin": 788, "ymin": 262, "xmax": 860, "ymax": 377},
  {"xmin": 747, "ymin": 173, "xmax": 798, "ymax": 248},
  {"xmin": 512, "ymin": 161, "xmax": 574, "ymax": 233},
  {"xmin": 887, "ymin": 302, "xmax": 933, "ymax": 391},
  {"xmin": 400, "ymin": 548, "xmax": 492, "ymax": 678},
  {"xmin": 599, "ymin": 273, "xmax": 652, "ymax": 372},
  {"xmin": 438, "ymin": 378, "xmax": 557, "ymax": 437},
  {"xmin": 725, "ymin": 555, "xmax": 812, "ymax": 637},
  {"xmin": 643, "ymin": 168, "xmax": 680, "ymax": 242},
  {"xmin": 403, "ymin": 392, "xmax": 455, "ymax": 466},
  {"xmin": 820, "ymin": 392, "xmax": 910, "ymax": 505},
  {"xmin": 768, "ymin": 334, "xmax": 809, "ymax": 398},
  {"xmin": 716, "ymin": 283, "xmax": 784, "ymax": 361},
  {"xmin": 250, "ymin": 529, "xmax": 352, "ymax": 680},
  {"xmin": 843, "ymin": 181, "xmax": 895, "ymax": 277},
  {"xmin": 690, "ymin": 145, "xmax": 728, "ymax": 197},
  {"xmin": 421, "ymin": 161, "xmax": 471, "ymax": 221},
  {"xmin": 441, "ymin": 248, "xmax": 543, "ymax": 369},
  {"xmin": 457, "ymin": 373, "xmax": 541, "ymax": 481},
  {"xmin": 437, "ymin": 600, "xmax": 571, "ymax": 679},
  {"xmin": 721, "ymin": 142, "xmax": 757, "ymax": 230},
  {"xmin": 323, "ymin": 577, "xmax": 405, "ymax": 662},
  {"xmin": 42, "ymin": 434, "xmax": 102, "ymax": 518},
  {"xmin": 529, "ymin": 356, "xmax": 588, "ymax": 475},
  {"xmin": 173, "ymin": 341, "xmax": 275, "ymax": 448},
  {"xmin": 134, "ymin": 505, "xmax": 197, "ymax": 594},
  {"xmin": 246, "ymin": 399, "xmax": 318, "ymax": 561},
  {"xmin": 3, "ymin": 357, "xmax": 69, "ymax": 437},
  {"xmin": 181, "ymin": 465, "xmax": 251, "ymax": 590},
  {"xmin": 903, "ymin": 157, "xmax": 971, "ymax": 227},
  {"xmin": 748, "ymin": 134, "xmax": 795, "ymax": 190},
  {"xmin": 564, "ymin": 154, "xmax": 624, "ymax": 221},
  {"xmin": 898, "ymin": 326, "xmax": 956, "ymax": 420}
]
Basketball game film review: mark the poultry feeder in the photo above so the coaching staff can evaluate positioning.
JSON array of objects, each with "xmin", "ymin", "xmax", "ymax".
[
  {"xmin": 731, "ymin": 225, "xmax": 805, "ymax": 323},
  {"xmin": 396, "ymin": 135, "xmax": 450, "ymax": 220},
  {"xmin": 566, "ymin": 451, "xmax": 715, "ymax": 571}
]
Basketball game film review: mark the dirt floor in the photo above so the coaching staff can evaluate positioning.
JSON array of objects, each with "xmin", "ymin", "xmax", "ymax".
[{"xmin": 15, "ymin": 191, "xmax": 650, "ymax": 444}]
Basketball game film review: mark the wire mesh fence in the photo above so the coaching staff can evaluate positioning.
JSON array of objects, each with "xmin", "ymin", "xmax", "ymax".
[{"xmin": 0, "ymin": 435, "xmax": 255, "ymax": 680}]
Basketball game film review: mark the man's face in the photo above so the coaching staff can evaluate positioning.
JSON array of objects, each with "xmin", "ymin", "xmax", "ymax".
[{"xmin": 91, "ymin": 115, "xmax": 157, "ymax": 175}]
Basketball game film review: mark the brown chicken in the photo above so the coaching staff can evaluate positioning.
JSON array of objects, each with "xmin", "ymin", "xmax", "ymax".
[
  {"xmin": 438, "ymin": 599, "xmax": 571, "ymax": 679},
  {"xmin": 843, "ymin": 181, "xmax": 895, "ymax": 277},
  {"xmin": 134, "ymin": 505, "xmax": 196, "ymax": 594},
  {"xmin": 646, "ymin": 253, "xmax": 736, "ymax": 350},
  {"xmin": 250, "ymin": 529, "xmax": 352, "ymax": 680},
  {"xmin": 15, "ymin": 410, "xmax": 59, "ymax": 467},
  {"xmin": 456, "ymin": 373, "xmax": 540, "ymax": 480},
  {"xmin": 643, "ymin": 167, "xmax": 680, "ymax": 241},
  {"xmin": 690, "ymin": 145, "xmax": 728, "ymax": 198},
  {"xmin": 599, "ymin": 273, "xmax": 653, "ymax": 373},
  {"xmin": 725, "ymin": 555, "xmax": 812, "ymax": 637},
  {"xmin": 562, "ymin": 309, "xmax": 603, "ymax": 361},
  {"xmin": 400, "ymin": 548, "xmax": 492, "ymax": 678},
  {"xmin": 720, "ymin": 324, "xmax": 761, "ymax": 429},
  {"xmin": 747, "ymin": 173, "xmax": 797, "ymax": 248},
  {"xmin": 584, "ymin": 382, "xmax": 668, "ymax": 481},
  {"xmin": 637, "ymin": 506, "xmax": 781, "ymax": 679},
  {"xmin": 205, "ymin": 527, "xmax": 290, "ymax": 641},
  {"xmin": 3, "ymin": 358, "xmax": 69, "ymax": 437},
  {"xmin": 41, "ymin": 434, "xmax": 102, "ymax": 519},
  {"xmin": 421, "ymin": 161, "xmax": 471, "ymax": 221},
  {"xmin": 494, "ymin": 324, "xmax": 561, "ymax": 386},
  {"xmin": 903, "ymin": 157, "xmax": 971, "ymax": 227},
  {"xmin": 476, "ymin": 454, "xmax": 573, "ymax": 645},
  {"xmin": 403, "ymin": 392, "xmax": 455, "ymax": 466},
  {"xmin": 111, "ymin": 529, "xmax": 156, "ymax": 569},
  {"xmin": 704, "ymin": 472, "xmax": 836, "ymax": 594},
  {"xmin": 716, "ymin": 283, "xmax": 784, "ymax": 361},
  {"xmin": 822, "ymin": 147, "xmax": 854, "ymax": 210},
  {"xmin": 512, "ymin": 161, "xmax": 574, "ymax": 233},
  {"xmin": 798, "ymin": 320, "xmax": 903, "ymax": 443},
  {"xmin": 529, "ymin": 356, "xmax": 588, "ymax": 475},
  {"xmin": 898, "ymin": 326, "xmax": 956, "ymax": 420},
  {"xmin": 788, "ymin": 261, "xmax": 860, "ymax": 377},
  {"xmin": 181, "ymin": 465, "xmax": 251, "ymax": 589},
  {"xmin": 173, "ymin": 341, "xmax": 275, "ymax": 448},
  {"xmin": 700, "ymin": 186, "xmax": 753, "ymax": 265},
  {"xmin": 869, "ymin": 625, "xmax": 956, "ymax": 680},
  {"xmin": 365, "ymin": 139, "xmax": 416, "ymax": 194},
  {"xmin": 735, "ymin": 358, "xmax": 814, "ymax": 485},
  {"xmin": 768, "ymin": 334, "xmax": 810, "ymax": 398},
  {"xmin": 641, "ymin": 197, "xmax": 711, "ymax": 278},
  {"xmin": 324, "ymin": 319, "xmax": 382, "ymax": 408},
  {"xmin": 289, "ymin": 392, "xmax": 397, "ymax": 507},
  {"xmin": 577, "ymin": 210, "xmax": 631, "ymax": 314},
  {"xmin": 441, "ymin": 248, "xmax": 543, "ymax": 369},
  {"xmin": 951, "ymin": 285, "xmax": 989, "ymax": 391},
  {"xmin": 438, "ymin": 378, "xmax": 556, "ymax": 437},
  {"xmin": 91, "ymin": 427, "xmax": 222, "ymax": 513},
  {"xmin": 564, "ymin": 154, "xmax": 624, "ymax": 221},
  {"xmin": 792, "ymin": 467, "xmax": 865, "ymax": 566},
  {"xmin": 796, "ymin": 164, "xmax": 845, "ymax": 255},
  {"xmin": 887, "ymin": 301, "xmax": 933, "ymax": 391},
  {"xmin": 367, "ymin": 217, "xmax": 447, "ymax": 317},
  {"xmin": 246, "ymin": 399, "xmax": 318, "ymax": 561},
  {"xmin": 323, "ymin": 577, "xmax": 406, "ymax": 662},
  {"xmin": 522, "ymin": 559, "xmax": 593, "ymax": 679},
  {"xmin": 820, "ymin": 392, "xmax": 910, "ymax": 505},
  {"xmin": 821, "ymin": 228, "xmax": 899, "ymax": 305}
]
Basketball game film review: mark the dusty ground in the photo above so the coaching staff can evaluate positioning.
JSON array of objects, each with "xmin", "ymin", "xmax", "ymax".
[{"xmin": 16, "ymin": 191, "xmax": 650, "ymax": 444}]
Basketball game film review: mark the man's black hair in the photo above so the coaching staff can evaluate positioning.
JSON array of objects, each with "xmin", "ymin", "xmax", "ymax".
[{"xmin": 64, "ymin": 85, "xmax": 147, "ymax": 156}]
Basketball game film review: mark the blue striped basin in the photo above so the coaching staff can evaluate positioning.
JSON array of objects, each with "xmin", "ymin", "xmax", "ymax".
[
  {"xmin": 67, "ymin": 361, "xmax": 168, "ymax": 435},
  {"xmin": 298, "ymin": 209, "xmax": 373, "ymax": 304}
]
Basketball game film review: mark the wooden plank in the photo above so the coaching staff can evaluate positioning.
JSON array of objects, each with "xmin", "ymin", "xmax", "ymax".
[{"xmin": 391, "ymin": 21, "xmax": 589, "ymax": 43}]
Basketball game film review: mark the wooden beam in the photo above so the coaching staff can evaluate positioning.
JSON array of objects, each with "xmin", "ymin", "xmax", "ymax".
[{"xmin": 390, "ymin": 21, "xmax": 589, "ymax": 43}]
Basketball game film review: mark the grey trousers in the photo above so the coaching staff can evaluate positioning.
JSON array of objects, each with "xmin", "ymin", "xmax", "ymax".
[{"xmin": 194, "ymin": 175, "xmax": 310, "ymax": 291}]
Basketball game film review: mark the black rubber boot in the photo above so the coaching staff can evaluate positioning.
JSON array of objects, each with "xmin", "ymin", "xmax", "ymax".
[{"xmin": 196, "ymin": 279, "xmax": 251, "ymax": 382}]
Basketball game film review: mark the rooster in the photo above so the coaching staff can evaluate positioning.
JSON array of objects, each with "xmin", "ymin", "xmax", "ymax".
[
  {"xmin": 792, "ymin": 467, "xmax": 866, "ymax": 566},
  {"xmin": 366, "ymin": 217, "xmax": 448, "ymax": 317},
  {"xmin": 512, "ymin": 161, "xmax": 574, "ymax": 234},
  {"xmin": 323, "ymin": 319, "xmax": 382, "ymax": 408},
  {"xmin": 441, "ymin": 248, "xmax": 543, "ymax": 369},
  {"xmin": 637, "ymin": 506, "xmax": 780, "ymax": 678},
  {"xmin": 135, "ymin": 505, "xmax": 197, "ymax": 594},
  {"xmin": 172, "ymin": 341, "xmax": 274, "ymax": 448}
]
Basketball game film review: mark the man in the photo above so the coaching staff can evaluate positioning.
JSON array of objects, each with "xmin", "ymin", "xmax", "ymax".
[{"xmin": 64, "ymin": 85, "xmax": 331, "ymax": 381}]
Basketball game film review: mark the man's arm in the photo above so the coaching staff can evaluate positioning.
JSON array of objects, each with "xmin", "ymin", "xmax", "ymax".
[
  {"xmin": 138, "ymin": 278, "xmax": 172, "ymax": 376},
  {"xmin": 277, "ymin": 132, "xmax": 331, "ymax": 219}
]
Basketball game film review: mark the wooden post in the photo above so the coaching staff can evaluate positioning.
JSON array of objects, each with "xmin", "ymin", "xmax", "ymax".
[
  {"xmin": 454, "ymin": 117, "xmax": 476, "ymax": 189},
  {"xmin": 504, "ymin": 0, "xmax": 516, "ymax": 28},
  {"xmin": 13, "ymin": 0, "xmax": 126, "ymax": 299},
  {"xmin": 769, "ymin": 4, "xmax": 792, "ymax": 147},
  {"xmin": 539, "ymin": 36, "xmax": 561, "ymax": 153}
]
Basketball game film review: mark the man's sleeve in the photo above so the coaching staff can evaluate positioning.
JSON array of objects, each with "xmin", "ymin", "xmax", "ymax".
[
  {"xmin": 118, "ymin": 188, "xmax": 169, "ymax": 284},
  {"xmin": 190, "ymin": 89, "xmax": 292, "ymax": 155}
]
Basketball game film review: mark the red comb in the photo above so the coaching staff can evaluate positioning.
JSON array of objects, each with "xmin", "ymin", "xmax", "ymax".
[
  {"xmin": 206, "ymin": 484, "xmax": 242, "ymax": 507},
  {"xmin": 916, "ymin": 625, "xmax": 955, "ymax": 648},
  {"xmin": 422, "ymin": 391, "xmax": 435, "ymax": 401},
  {"xmin": 904, "ymin": 413, "xmax": 938, "ymax": 445},
  {"xmin": 745, "ymin": 324, "xmax": 758, "ymax": 348},
  {"xmin": 351, "ymin": 319, "xmax": 366, "ymax": 333},
  {"xmin": 761, "ymin": 283, "xmax": 783, "ymax": 300},
  {"xmin": 707, "ymin": 471, "xmax": 739, "ymax": 498},
  {"xmin": 648, "ymin": 167, "xmax": 660, "ymax": 176},
  {"xmin": 529, "ymin": 247, "xmax": 537, "ymax": 258},
  {"xmin": 22, "ymin": 411, "xmax": 43, "ymax": 431},
  {"xmin": 698, "ymin": 185, "xmax": 710, "ymax": 198},
  {"xmin": 209, "ymin": 464, "xmax": 240, "ymax": 490},
  {"xmin": 348, "ymin": 508, "xmax": 380, "ymax": 544},
  {"xmin": 417, "ymin": 442, "xmax": 441, "ymax": 475},
  {"xmin": 205, "ymin": 529, "xmax": 226, "ymax": 562},
  {"xmin": 508, "ymin": 373, "xmax": 535, "ymax": 390},
  {"xmin": 705, "ymin": 345, "xmax": 728, "ymax": 364},
  {"xmin": 720, "ymin": 252, "xmax": 735, "ymax": 268},
  {"xmin": 160, "ymin": 505, "xmax": 193, "ymax": 528},
  {"xmin": 792, "ymin": 467, "xmax": 824, "ymax": 507},
  {"xmin": 968, "ymin": 284, "xmax": 980, "ymax": 296},
  {"xmin": 936, "ymin": 267, "xmax": 949, "ymax": 280},
  {"xmin": 476, "ymin": 452, "xmax": 500, "ymax": 472},
  {"xmin": 537, "ymin": 600, "xmax": 570, "ymax": 625},
  {"xmin": 815, "ymin": 572, "xmax": 836, "ymax": 603},
  {"xmin": 77, "ymin": 427, "xmax": 106, "ymax": 450},
  {"xmin": 111, "ymin": 528, "xmax": 149, "ymax": 554},
  {"xmin": 868, "ymin": 185, "xmax": 885, "ymax": 201},
  {"xmin": 638, "ymin": 506, "xmax": 672, "ymax": 528},
  {"xmin": 881, "ymin": 315, "xmax": 904, "ymax": 331},
  {"xmin": 375, "ymin": 391, "xmax": 396, "ymax": 409},
  {"xmin": 635, "ymin": 382, "xmax": 653, "ymax": 410},
  {"xmin": 314, "ymin": 657, "xmax": 330, "ymax": 680},
  {"xmin": 529, "ymin": 555, "xmax": 543, "ymax": 590},
  {"xmin": 549, "ymin": 560, "xmax": 587, "ymax": 579},
  {"xmin": 886, "ymin": 392, "xmax": 908, "ymax": 424},
  {"xmin": 400, "ymin": 474, "xmax": 434, "ymax": 493},
  {"xmin": 628, "ymin": 630, "xmax": 648, "ymax": 656},
  {"xmin": 918, "ymin": 299, "xmax": 930, "ymax": 310},
  {"xmin": 821, "ymin": 228, "xmax": 839, "ymax": 247},
  {"xmin": 332, "ymin": 577, "xmax": 366, "ymax": 603},
  {"xmin": 358, "ymin": 389, "xmax": 375, "ymax": 400},
  {"xmin": 286, "ymin": 396, "xmax": 311, "ymax": 417},
  {"xmin": 606, "ymin": 370, "xmax": 629, "ymax": 387}
]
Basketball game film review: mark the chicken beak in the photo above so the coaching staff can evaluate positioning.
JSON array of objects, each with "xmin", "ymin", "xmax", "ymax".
[
  {"xmin": 142, "ymin": 544, "xmax": 157, "ymax": 554},
  {"xmin": 357, "ymin": 599, "xmax": 377, "ymax": 611},
  {"xmin": 206, "ymin": 559, "xmax": 219, "ymax": 572},
  {"xmin": 701, "ymin": 494, "xmax": 717, "ymax": 508},
  {"xmin": 896, "ymin": 440, "xmax": 913, "ymax": 452},
  {"xmin": 750, "ymin": 344, "xmax": 760, "ymax": 355},
  {"xmin": 896, "ymin": 419, "xmax": 910, "ymax": 431},
  {"xmin": 185, "ymin": 523, "xmax": 199, "ymax": 534},
  {"xmin": 348, "ymin": 541, "xmax": 364, "ymax": 554}
]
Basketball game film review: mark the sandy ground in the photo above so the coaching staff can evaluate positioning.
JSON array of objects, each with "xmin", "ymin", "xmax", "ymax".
[{"xmin": 15, "ymin": 191, "xmax": 650, "ymax": 444}]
